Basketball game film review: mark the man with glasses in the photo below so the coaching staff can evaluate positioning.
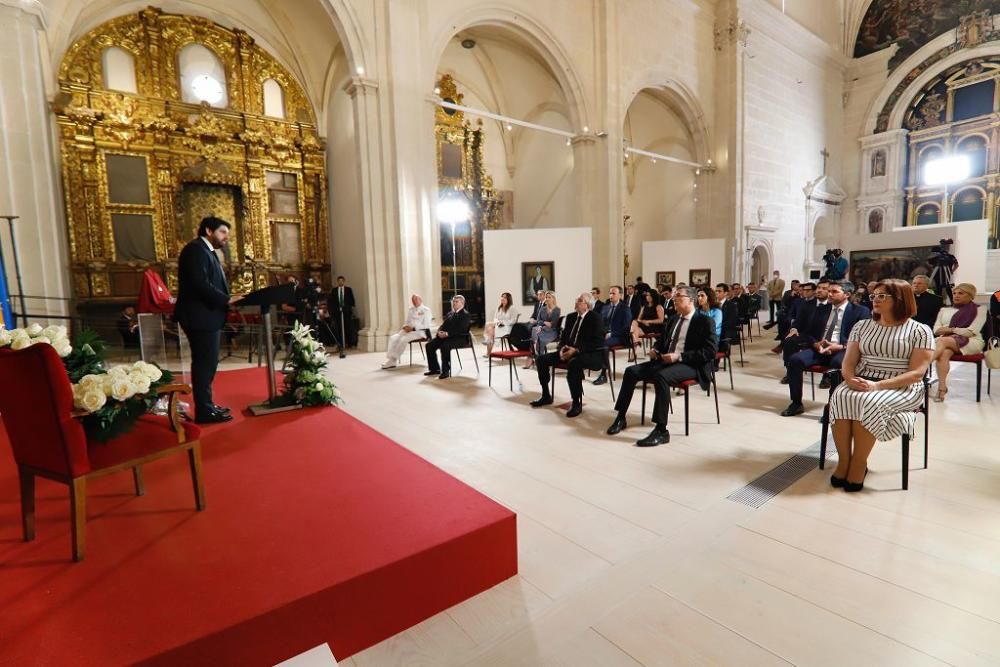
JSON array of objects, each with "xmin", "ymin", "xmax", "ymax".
[
  {"xmin": 530, "ymin": 292, "xmax": 607, "ymax": 417},
  {"xmin": 605, "ymin": 286, "xmax": 718, "ymax": 446},
  {"xmin": 424, "ymin": 295, "xmax": 471, "ymax": 379},
  {"xmin": 780, "ymin": 281, "xmax": 869, "ymax": 416}
]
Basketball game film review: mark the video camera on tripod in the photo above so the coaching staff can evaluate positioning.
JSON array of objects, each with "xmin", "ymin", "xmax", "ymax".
[
  {"xmin": 928, "ymin": 238, "xmax": 959, "ymax": 305},
  {"xmin": 821, "ymin": 248, "xmax": 846, "ymax": 280}
]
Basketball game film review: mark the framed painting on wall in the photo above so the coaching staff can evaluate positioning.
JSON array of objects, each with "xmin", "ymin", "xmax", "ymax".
[
  {"xmin": 848, "ymin": 246, "xmax": 937, "ymax": 285},
  {"xmin": 522, "ymin": 262, "xmax": 554, "ymax": 305},
  {"xmin": 655, "ymin": 271, "xmax": 676, "ymax": 287},
  {"xmin": 689, "ymin": 268, "xmax": 712, "ymax": 288}
]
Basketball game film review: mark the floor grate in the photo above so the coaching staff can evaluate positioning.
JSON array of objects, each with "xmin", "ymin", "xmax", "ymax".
[{"xmin": 726, "ymin": 441, "xmax": 835, "ymax": 509}]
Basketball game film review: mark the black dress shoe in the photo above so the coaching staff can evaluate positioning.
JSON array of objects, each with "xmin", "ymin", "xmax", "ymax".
[
  {"xmin": 592, "ymin": 373, "xmax": 608, "ymax": 386},
  {"xmin": 844, "ymin": 468, "xmax": 869, "ymax": 493},
  {"xmin": 606, "ymin": 415, "xmax": 627, "ymax": 435},
  {"xmin": 830, "ymin": 474, "xmax": 847, "ymax": 488},
  {"xmin": 212, "ymin": 404, "xmax": 231, "ymax": 415},
  {"xmin": 780, "ymin": 402, "xmax": 804, "ymax": 417},
  {"xmin": 818, "ymin": 377, "xmax": 831, "ymax": 389},
  {"xmin": 438, "ymin": 372, "xmax": 451, "ymax": 379},
  {"xmin": 779, "ymin": 375, "xmax": 790, "ymax": 384},
  {"xmin": 424, "ymin": 370, "xmax": 438, "ymax": 376},
  {"xmin": 195, "ymin": 411, "xmax": 233, "ymax": 424},
  {"xmin": 566, "ymin": 402, "xmax": 582, "ymax": 418},
  {"xmin": 530, "ymin": 395, "xmax": 553, "ymax": 408},
  {"xmin": 636, "ymin": 427, "xmax": 669, "ymax": 447}
]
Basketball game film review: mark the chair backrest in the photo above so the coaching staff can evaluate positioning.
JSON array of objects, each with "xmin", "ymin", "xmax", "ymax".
[{"xmin": 0, "ymin": 345, "xmax": 89, "ymax": 477}]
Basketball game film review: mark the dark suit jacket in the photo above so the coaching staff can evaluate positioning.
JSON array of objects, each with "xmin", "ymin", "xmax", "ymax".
[
  {"xmin": 625, "ymin": 293, "xmax": 642, "ymax": 319},
  {"xmin": 559, "ymin": 309, "xmax": 607, "ymax": 353},
  {"xmin": 790, "ymin": 298, "xmax": 819, "ymax": 331},
  {"xmin": 437, "ymin": 308, "xmax": 471, "ymax": 341},
  {"xmin": 174, "ymin": 237, "xmax": 230, "ymax": 332},
  {"xmin": 914, "ymin": 291, "xmax": 943, "ymax": 329},
  {"xmin": 802, "ymin": 302, "xmax": 870, "ymax": 347},
  {"xmin": 653, "ymin": 311, "xmax": 718, "ymax": 390},
  {"xmin": 719, "ymin": 299, "xmax": 740, "ymax": 343},
  {"xmin": 780, "ymin": 291, "xmax": 799, "ymax": 314},
  {"xmin": 601, "ymin": 300, "xmax": 633, "ymax": 341},
  {"xmin": 327, "ymin": 285, "xmax": 355, "ymax": 314}
]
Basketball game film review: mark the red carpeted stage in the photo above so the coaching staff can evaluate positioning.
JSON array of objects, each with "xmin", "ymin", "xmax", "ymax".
[{"xmin": 0, "ymin": 368, "xmax": 517, "ymax": 665}]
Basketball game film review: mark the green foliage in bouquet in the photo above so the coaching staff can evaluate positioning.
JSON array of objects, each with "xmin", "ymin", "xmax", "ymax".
[
  {"xmin": 72, "ymin": 362, "xmax": 175, "ymax": 442},
  {"xmin": 63, "ymin": 328, "xmax": 108, "ymax": 383},
  {"xmin": 281, "ymin": 321, "xmax": 343, "ymax": 407}
]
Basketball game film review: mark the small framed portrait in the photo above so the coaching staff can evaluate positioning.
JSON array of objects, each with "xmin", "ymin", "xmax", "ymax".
[
  {"xmin": 655, "ymin": 271, "xmax": 676, "ymax": 288},
  {"xmin": 522, "ymin": 261, "xmax": 554, "ymax": 305},
  {"xmin": 689, "ymin": 268, "xmax": 712, "ymax": 288}
]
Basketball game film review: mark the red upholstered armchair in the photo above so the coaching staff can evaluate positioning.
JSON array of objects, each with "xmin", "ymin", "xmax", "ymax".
[{"xmin": 0, "ymin": 344, "xmax": 205, "ymax": 561}]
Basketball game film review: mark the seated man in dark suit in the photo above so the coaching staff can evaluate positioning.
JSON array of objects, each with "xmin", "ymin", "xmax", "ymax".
[
  {"xmin": 624, "ymin": 285, "xmax": 643, "ymax": 320},
  {"xmin": 530, "ymin": 292, "xmax": 607, "ymax": 417},
  {"xmin": 117, "ymin": 305, "xmax": 141, "ymax": 349},
  {"xmin": 772, "ymin": 280, "xmax": 801, "ymax": 341},
  {"xmin": 424, "ymin": 295, "xmax": 471, "ymax": 379},
  {"xmin": 605, "ymin": 286, "xmax": 717, "ymax": 446},
  {"xmin": 780, "ymin": 281, "xmax": 870, "ymax": 416},
  {"xmin": 715, "ymin": 283, "xmax": 741, "ymax": 347},
  {"xmin": 912, "ymin": 274, "xmax": 943, "ymax": 328},
  {"xmin": 593, "ymin": 285, "xmax": 633, "ymax": 385},
  {"xmin": 591, "ymin": 287, "xmax": 604, "ymax": 314}
]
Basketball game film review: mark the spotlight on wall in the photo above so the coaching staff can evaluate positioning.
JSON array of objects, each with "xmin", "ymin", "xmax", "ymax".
[
  {"xmin": 356, "ymin": 66, "xmax": 365, "ymax": 76},
  {"xmin": 582, "ymin": 125, "xmax": 589, "ymax": 133},
  {"xmin": 924, "ymin": 155, "xmax": 970, "ymax": 186},
  {"xmin": 436, "ymin": 196, "xmax": 471, "ymax": 224},
  {"xmin": 190, "ymin": 74, "xmax": 224, "ymax": 104},
  {"xmin": 506, "ymin": 123, "xmax": 513, "ymax": 131},
  {"xmin": 461, "ymin": 38, "xmax": 476, "ymax": 49}
]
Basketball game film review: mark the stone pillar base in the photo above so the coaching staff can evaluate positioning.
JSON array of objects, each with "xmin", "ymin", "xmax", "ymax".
[{"xmin": 358, "ymin": 327, "xmax": 390, "ymax": 352}]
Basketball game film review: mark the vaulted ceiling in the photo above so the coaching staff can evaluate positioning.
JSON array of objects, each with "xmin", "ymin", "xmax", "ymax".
[{"xmin": 853, "ymin": 0, "xmax": 1000, "ymax": 67}]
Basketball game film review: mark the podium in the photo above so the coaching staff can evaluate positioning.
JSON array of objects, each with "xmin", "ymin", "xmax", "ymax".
[{"xmin": 235, "ymin": 284, "xmax": 301, "ymax": 416}]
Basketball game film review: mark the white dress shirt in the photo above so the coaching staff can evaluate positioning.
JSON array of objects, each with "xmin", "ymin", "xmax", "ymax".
[
  {"xmin": 824, "ymin": 302, "xmax": 847, "ymax": 343},
  {"xmin": 666, "ymin": 312, "xmax": 693, "ymax": 355}
]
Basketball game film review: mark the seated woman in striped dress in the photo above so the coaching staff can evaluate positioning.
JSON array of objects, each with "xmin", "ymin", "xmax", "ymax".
[{"xmin": 828, "ymin": 279, "xmax": 934, "ymax": 492}]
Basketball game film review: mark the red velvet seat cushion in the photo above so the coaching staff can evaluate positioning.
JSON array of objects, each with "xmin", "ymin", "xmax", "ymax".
[
  {"xmin": 671, "ymin": 379, "xmax": 699, "ymax": 389},
  {"xmin": 953, "ymin": 354, "xmax": 984, "ymax": 363},
  {"xmin": 88, "ymin": 415, "xmax": 201, "ymax": 471},
  {"xmin": 805, "ymin": 364, "xmax": 829, "ymax": 373},
  {"xmin": 490, "ymin": 350, "xmax": 532, "ymax": 359},
  {"xmin": 715, "ymin": 352, "xmax": 726, "ymax": 359}
]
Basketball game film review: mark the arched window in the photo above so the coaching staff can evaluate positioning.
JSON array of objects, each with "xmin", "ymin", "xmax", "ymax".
[
  {"xmin": 957, "ymin": 135, "xmax": 988, "ymax": 178},
  {"xmin": 867, "ymin": 209, "xmax": 884, "ymax": 233},
  {"xmin": 179, "ymin": 43, "xmax": 228, "ymax": 107},
  {"xmin": 262, "ymin": 79, "xmax": 285, "ymax": 118},
  {"xmin": 952, "ymin": 187, "xmax": 985, "ymax": 222},
  {"xmin": 916, "ymin": 203, "xmax": 940, "ymax": 226},
  {"xmin": 102, "ymin": 47, "xmax": 137, "ymax": 94},
  {"xmin": 917, "ymin": 145, "xmax": 943, "ymax": 185}
]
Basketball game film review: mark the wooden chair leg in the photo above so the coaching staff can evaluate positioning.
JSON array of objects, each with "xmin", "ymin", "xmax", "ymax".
[
  {"xmin": 133, "ymin": 466, "xmax": 146, "ymax": 496},
  {"xmin": 18, "ymin": 466, "xmax": 35, "ymax": 542},
  {"xmin": 70, "ymin": 477, "xmax": 87, "ymax": 562},
  {"xmin": 188, "ymin": 443, "xmax": 207, "ymax": 511}
]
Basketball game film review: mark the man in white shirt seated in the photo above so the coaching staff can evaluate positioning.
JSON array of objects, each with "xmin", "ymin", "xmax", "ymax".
[{"xmin": 381, "ymin": 293, "xmax": 433, "ymax": 369}]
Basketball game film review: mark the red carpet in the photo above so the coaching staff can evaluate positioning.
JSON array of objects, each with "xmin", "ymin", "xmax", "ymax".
[{"xmin": 0, "ymin": 368, "xmax": 517, "ymax": 665}]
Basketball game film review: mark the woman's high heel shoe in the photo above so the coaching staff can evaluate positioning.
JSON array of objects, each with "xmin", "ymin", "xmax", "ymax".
[
  {"xmin": 830, "ymin": 474, "xmax": 847, "ymax": 488},
  {"xmin": 844, "ymin": 468, "xmax": 869, "ymax": 493}
]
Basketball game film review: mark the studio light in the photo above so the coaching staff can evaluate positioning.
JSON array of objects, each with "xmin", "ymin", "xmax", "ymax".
[
  {"xmin": 924, "ymin": 155, "xmax": 970, "ymax": 186},
  {"xmin": 436, "ymin": 197, "xmax": 470, "ymax": 224},
  {"xmin": 190, "ymin": 74, "xmax": 223, "ymax": 104}
]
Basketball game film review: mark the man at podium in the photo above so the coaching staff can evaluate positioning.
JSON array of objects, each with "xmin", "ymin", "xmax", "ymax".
[{"xmin": 175, "ymin": 216, "xmax": 240, "ymax": 424}]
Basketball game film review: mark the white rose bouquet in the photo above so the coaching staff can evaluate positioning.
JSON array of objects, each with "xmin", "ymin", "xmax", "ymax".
[
  {"xmin": 70, "ymin": 360, "xmax": 174, "ymax": 441},
  {"xmin": 277, "ymin": 321, "xmax": 342, "ymax": 407},
  {"xmin": 0, "ymin": 323, "xmax": 72, "ymax": 357}
]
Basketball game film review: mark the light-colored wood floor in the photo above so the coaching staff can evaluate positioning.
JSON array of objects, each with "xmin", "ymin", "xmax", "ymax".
[{"xmin": 233, "ymin": 328, "xmax": 998, "ymax": 666}]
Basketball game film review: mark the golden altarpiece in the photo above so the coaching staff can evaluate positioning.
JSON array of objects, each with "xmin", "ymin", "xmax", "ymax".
[
  {"xmin": 434, "ymin": 75, "xmax": 503, "ymax": 317},
  {"xmin": 53, "ymin": 8, "xmax": 329, "ymax": 315}
]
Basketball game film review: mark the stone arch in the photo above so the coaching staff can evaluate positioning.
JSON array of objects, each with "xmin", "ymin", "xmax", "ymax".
[
  {"xmin": 749, "ymin": 242, "xmax": 772, "ymax": 285},
  {"xmin": 623, "ymin": 76, "xmax": 711, "ymax": 165},
  {"xmin": 428, "ymin": 6, "xmax": 589, "ymax": 131}
]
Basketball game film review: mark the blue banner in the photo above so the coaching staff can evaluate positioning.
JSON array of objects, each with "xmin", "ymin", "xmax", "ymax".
[{"xmin": 0, "ymin": 245, "xmax": 13, "ymax": 328}]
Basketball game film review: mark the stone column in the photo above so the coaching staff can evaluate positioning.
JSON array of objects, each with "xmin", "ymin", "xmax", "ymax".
[{"xmin": 0, "ymin": 1, "xmax": 71, "ymax": 322}]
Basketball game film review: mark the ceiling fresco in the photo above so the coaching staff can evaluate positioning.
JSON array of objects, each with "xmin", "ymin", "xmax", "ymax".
[{"xmin": 855, "ymin": 0, "xmax": 1000, "ymax": 69}]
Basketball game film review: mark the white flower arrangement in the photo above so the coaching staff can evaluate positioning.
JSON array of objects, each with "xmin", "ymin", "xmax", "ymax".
[
  {"xmin": 0, "ymin": 323, "xmax": 72, "ymax": 357},
  {"xmin": 70, "ymin": 360, "xmax": 166, "ymax": 413},
  {"xmin": 280, "ymin": 321, "xmax": 342, "ymax": 407}
]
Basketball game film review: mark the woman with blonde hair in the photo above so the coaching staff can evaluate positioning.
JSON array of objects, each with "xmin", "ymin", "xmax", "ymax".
[
  {"xmin": 931, "ymin": 282, "xmax": 986, "ymax": 401},
  {"xmin": 827, "ymin": 279, "xmax": 934, "ymax": 492},
  {"xmin": 526, "ymin": 291, "xmax": 561, "ymax": 368}
]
